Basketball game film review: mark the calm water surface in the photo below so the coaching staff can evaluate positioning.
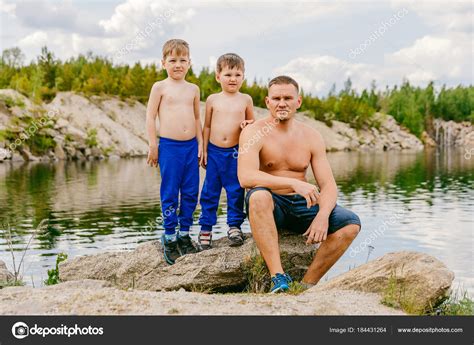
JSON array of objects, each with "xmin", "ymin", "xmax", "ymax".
[{"xmin": 0, "ymin": 149, "xmax": 472, "ymax": 294}]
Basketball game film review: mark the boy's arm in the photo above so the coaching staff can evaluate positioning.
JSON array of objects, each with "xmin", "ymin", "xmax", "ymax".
[
  {"xmin": 145, "ymin": 82, "xmax": 162, "ymax": 166},
  {"xmin": 240, "ymin": 95, "xmax": 255, "ymax": 129},
  {"xmin": 193, "ymin": 85, "xmax": 204, "ymax": 164},
  {"xmin": 245, "ymin": 95, "xmax": 255, "ymax": 121},
  {"xmin": 202, "ymin": 96, "xmax": 213, "ymax": 167}
]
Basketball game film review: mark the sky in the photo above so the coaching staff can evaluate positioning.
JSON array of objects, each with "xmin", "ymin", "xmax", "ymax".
[{"xmin": 0, "ymin": 0, "xmax": 472, "ymax": 95}]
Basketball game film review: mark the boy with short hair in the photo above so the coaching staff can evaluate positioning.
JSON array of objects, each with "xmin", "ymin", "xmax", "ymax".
[
  {"xmin": 198, "ymin": 53, "xmax": 255, "ymax": 250},
  {"xmin": 146, "ymin": 38, "xmax": 203, "ymax": 264}
]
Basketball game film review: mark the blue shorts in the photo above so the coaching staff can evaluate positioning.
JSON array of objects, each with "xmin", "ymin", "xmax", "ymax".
[{"xmin": 245, "ymin": 187, "xmax": 361, "ymax": 234}]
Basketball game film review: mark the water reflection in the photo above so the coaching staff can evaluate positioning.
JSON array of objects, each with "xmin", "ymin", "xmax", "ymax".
[{"xmin": 0, "ymin": 148, "xmax": 472, "ymax": 293}]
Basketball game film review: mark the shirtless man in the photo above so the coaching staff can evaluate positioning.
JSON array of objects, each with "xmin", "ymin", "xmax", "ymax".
[
  {"xmin": 198, "ymin": 53, "xmax": 255, "ymax": 250},
  {"xmin": 238, "ymin": 75, "xmax": 361, "ymax": 293},
  {"xmin": 146, "ymin": 39, "xmax": 203, "ymax": 264}
]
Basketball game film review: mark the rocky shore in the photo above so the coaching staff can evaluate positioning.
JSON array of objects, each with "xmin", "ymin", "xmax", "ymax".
[
  {"xmin": 2, "ymin": 89, "xmax": 470, "ymax": 163},
  {"xmin": 0, "ymin": 234, "xmax": 454, "ymax": 315}
]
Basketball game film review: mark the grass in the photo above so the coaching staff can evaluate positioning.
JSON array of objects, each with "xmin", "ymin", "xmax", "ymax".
[
  {"xmin": 2, "ymin": 219, "xmax": 49, "ymax": 287},
  {"xmin": 427, "ymin": 287, "xmax": 474, "ymax": 316},
  {"xmin": 86, "ymin": 128, "xmax": 98, "ymax": 148},
  {"xmin": 381, "ymin": 271, "xmax": 473, "ymax": 315},
  {"xmin": 44, "ymin": 253, "xmax": 68, "ymax": 286},
  {"xmin": 242, "ymin": 248, "xmax": 309, "ymax": 295}
]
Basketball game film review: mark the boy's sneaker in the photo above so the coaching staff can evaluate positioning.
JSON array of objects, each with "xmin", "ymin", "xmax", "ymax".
[
  {"xmin": 177, "ymin": 234, "xmax": 198, "ymax": 255},
  {"xmin": 227, "ymin": 227, "xmax": 244, "ymax": 247},
  {"xmin": 270, "ymin": 273, "xmax": 293, "ymax": 293},
  {"xmin": 198, "ymin": 231, "xmax": 212, "ymax": 251},
  {"xmin": 161, "ymin": 234, "xmax": 181, "ymax": 265}
]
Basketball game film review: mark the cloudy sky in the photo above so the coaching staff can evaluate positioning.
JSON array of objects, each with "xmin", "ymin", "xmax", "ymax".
[{"xmin": 0, "ymin": 0, "xmax": 472, "ymax": 95}]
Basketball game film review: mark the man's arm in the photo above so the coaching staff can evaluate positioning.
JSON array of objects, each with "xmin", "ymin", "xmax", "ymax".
[
  {"xmin": 310, "ymin": 129, "xmax": 337, "ymax": 216},
  {"xmin": 303, "ymin": 128, "xmax": 337, "ymax": 244},
  {"xmin": 145, "ymin": 82, "xmax": 162, "ymax": 166}
]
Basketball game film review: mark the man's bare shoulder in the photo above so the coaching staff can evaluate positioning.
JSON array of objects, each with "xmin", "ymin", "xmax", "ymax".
[{"xmin": 297, "ymin": 121, "xmax": 325, "ymax": 149}]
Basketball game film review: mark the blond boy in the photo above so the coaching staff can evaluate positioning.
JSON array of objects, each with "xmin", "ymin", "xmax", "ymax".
[
  {"xmin": 146, "ymin": 39, "xmax": 203, "ymax": 264},
  {"xmin": 198, "ymin": 53, "xmax": 255, "ymax": 250}
]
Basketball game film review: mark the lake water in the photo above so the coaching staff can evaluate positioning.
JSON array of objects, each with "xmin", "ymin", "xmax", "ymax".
[{"xmin": 0, "ymin": 149, "xmax": 472, "ymax": 295}]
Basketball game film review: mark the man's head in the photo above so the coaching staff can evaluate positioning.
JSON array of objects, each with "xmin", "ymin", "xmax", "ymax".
[
  {"xmin": 216, "ymin": 53, "xmax": 245, "ymax": 93},
  {"xmin": 161, "ymin": 39, "xmax": 191, "ymax": 80},
  {"xmin": 265, "ymin": 75, "xmax": 302, "ymax": 121}
]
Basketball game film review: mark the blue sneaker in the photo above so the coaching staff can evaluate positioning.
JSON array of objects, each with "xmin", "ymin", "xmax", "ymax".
[
  {"xmin": 270, "ymin": 273, "xmax": 293, "ymax": 293},
  {"xmin": 161, "ymin": 234, "xmax": 181, "ymax": 265}
]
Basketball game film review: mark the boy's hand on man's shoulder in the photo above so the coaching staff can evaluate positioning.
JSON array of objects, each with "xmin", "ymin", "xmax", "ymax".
[{"xmin": 240, "ymin": 119, "xmax": 255, "ymax": 129}]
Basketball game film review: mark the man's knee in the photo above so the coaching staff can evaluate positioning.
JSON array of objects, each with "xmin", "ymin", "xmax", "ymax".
[
  {"xmin": 248, "ymin": 190, "xmax": 274, "ymax": 213},
  {"xmin": 343, "ymin": 224, "xmax": 360, "ymax": 240}
]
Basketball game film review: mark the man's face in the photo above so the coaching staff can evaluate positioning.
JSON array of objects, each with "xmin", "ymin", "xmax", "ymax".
[
  {"xmin": 265, "ymin": 83, "xmax": 302, "ymax": 121},
  {"xmin": 161, "ymin": 51, "xmax": 190, "ymax": 80},
  {"xmin": 216, "ymin": 66, "xmax": 244, "ymax": 93}
]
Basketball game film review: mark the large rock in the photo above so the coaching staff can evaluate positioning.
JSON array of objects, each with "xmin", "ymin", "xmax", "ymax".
[
  {"xmin": 59, "ymin": 233, "xmax": 315, "ymax": 292},
  {"xmin": 316, "ymin": 251, "xmax": 454, "ymax": 313}
]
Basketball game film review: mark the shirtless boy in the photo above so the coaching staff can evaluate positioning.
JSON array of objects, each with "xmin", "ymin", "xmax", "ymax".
[
  {"xmin": 146, "ymin": 39, "xmax": 203, "ymax": 265},
  {"xmin": 197, "ymin": 53, "xmax": 255, "ymax": 250}
]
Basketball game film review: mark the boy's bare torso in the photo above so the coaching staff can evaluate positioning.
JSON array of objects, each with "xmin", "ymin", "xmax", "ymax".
[
  {"xmin": 254, "ymin": 117, "xmax": 312, "ymax": 194},
  {"xmin": 158, "ymin": 79, "xmax": 197, "ymax": 141},
  {"xmin": 209, "ymin": 92, "xmax": 249, "ymax": 147}
]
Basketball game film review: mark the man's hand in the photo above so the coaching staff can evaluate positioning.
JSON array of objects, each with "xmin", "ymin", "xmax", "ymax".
[
  {"xmin": 240, "ymin": 119, "xmax": 255, "ymax": 129},
  {"xmin": 147, "ymin": 145, "xmax": 158, "ymax": 167},
  {"xmin": 303, "ymin": 213, "xmax": 329, "ymax": 244},
  {"xmin": 201, "ymin": 150, "xmax": 208, "ymax": 169},
  {"xmin": 292, "ymin": 180, "xmax": 319, "ymax": 208}
]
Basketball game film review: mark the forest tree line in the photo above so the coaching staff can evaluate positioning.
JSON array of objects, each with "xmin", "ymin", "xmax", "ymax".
[{"xmin": 1, "ymin": 47, "xmax": 472, "ymax": 137}]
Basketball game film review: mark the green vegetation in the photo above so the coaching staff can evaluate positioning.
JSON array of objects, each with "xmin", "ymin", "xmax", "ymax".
[
  {"xmin": 1, "ymin": 46, "xmax": 472, "ymax": 136},
  {"xmin": 44, "ymin": 252, "xmax": 68, "ymax": 286},
  {"xmin": 381, "ymin": 272, "xmax": 473, "ymax": 315},
  {"xmin": 86, "ymin": 128, "xmax": 98, "ymax": 148}
]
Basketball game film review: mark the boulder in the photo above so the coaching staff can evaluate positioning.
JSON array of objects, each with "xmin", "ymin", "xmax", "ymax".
[
  {"xmin": 59, "ymin": 233, "xmax": 315, "ymax": 292},
  {"xmin": 19, "ymin": 148, "xmax": 39, "ymax": 161},
  {"xmin": 54, "ymin": 143, "xmax": 66, "ymax": 160},
  {"xmin": 316, "ymin": 251, "xmax": 454, "ymax": 313},
  {"xmin": 421, "ymin": 131, "xmax": 437, "ymax": 147},
  {"xmin": 0, "ymin": 260, "xmax": 15, "ymax": 287}
]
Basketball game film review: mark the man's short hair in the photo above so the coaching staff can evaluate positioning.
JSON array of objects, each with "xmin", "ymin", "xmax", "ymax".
[
  {"xmin": 268, "ymin": 75, "xmax": 299, "ymax": 93},
  {"xmin": 162, "ymin": 39, "xmax": 190, "ymax": 59},
  {"xmin": 216, "ymin": 53, "xmax": 245, "ymax": 73}
]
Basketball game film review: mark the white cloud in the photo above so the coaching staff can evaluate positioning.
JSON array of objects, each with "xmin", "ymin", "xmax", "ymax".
[
  {"xmin": 274, "ymin": 55, "xmax": 380, "ymax": 94},
  {"xmin": 391, "ymin": 0, "xmax": 473, "ymax": 32},
  {"xmin": 0, "ymin": 0, "xmax": 16, "ymax": 16},
  {"xmin": 386, "ymin": 33, "xmax": 472, "ymax": 82},
  {"xmin": 18, "ymin": 31, "xmax": 48, "ymax": 49},
  {"xmin": 275, "ymin": 31, "xmax": 472, "ymax": 94}
]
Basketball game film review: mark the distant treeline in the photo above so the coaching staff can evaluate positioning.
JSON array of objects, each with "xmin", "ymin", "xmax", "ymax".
[{"xmin": 1, "ymin": 47, "xmax": 472, "ymax": 136}]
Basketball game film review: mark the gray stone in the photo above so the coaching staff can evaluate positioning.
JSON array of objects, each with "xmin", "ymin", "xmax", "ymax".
[
  {"xmin": 59, "ymin": 234, "xmax": 315, "ymax": 292},
  {"xmin": 317, "ymin": 251, "xmax": 454, "ymax": 313}
]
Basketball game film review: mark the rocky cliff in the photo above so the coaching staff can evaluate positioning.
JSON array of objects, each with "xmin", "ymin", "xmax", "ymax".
[{"xmin": 1, "ymin": 89, "xmax": 471, "ymax": 162}]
